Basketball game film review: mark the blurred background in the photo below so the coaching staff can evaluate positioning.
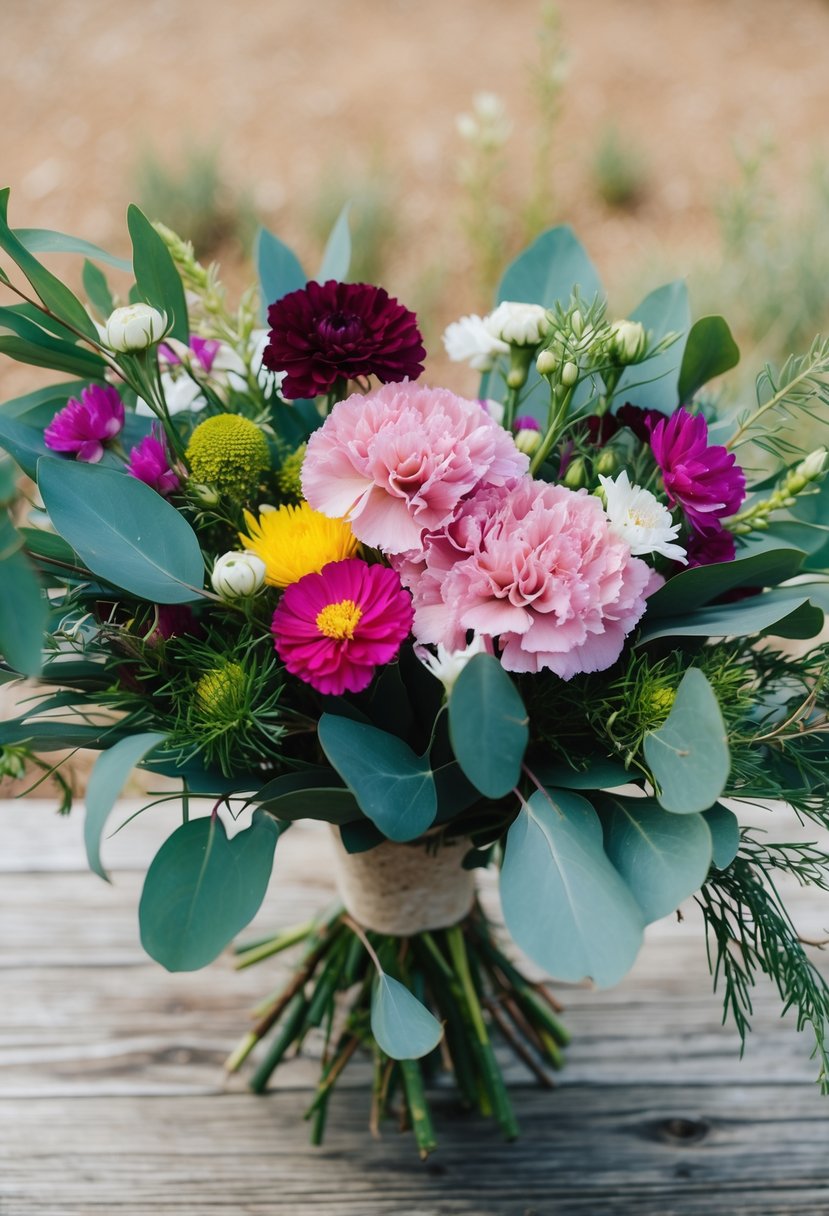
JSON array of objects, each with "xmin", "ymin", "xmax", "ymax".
[{"xmin": 3, "ymin": 0, "xmax": 829, "ymax": 397}]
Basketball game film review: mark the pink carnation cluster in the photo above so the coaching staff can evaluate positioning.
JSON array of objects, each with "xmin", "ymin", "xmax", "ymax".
[
  {"xmin": 302, "ymin": 383, "xmax": 528, "ymax": 554},
  {"xmin": 395, "ymin": 479, "xmax": 656, "ymax": 679}
]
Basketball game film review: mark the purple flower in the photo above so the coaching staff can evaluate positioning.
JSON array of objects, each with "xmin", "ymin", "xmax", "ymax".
[
  {"xmin": 513, "ymin": 415, "xmax": 540, "ymax": 431},
  {"xmin": 44, "ymin": 385, "xmax": 125, "ymax": 463},
  {"xmin": 263, "ymin": 280, "xmax": 426, "ymax": 399},
  {"xmin": 649, "ymin": 408, "xmax": 745, "ymax": 535},
  {"xmin": 126, "ymin": 425, "xmax": 181, "ymax": 497},
  {"xmin": 686, "ymin": 529, "xmax": 737, "ymax": 568},
  {"xmin": 159, "ymin": 335, "xmax": 222, "ymax": 373}
]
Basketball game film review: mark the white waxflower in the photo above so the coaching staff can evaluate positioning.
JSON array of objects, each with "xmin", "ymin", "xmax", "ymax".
[
  {"xmin": 599, "ymin": 471, "xmax": 687, "ymax": 563},
  {"xmin": 211, "ymin": 551, "xmax": 267, "ymax": 599},
  {"xmin": 484, "ymin": 301, "xmax": 550, "ymax": 347},
  {"xmin": 443, "ymin": 314, "xmax": 509, "ymax": 372},
  {"xmin": 104, "ymin": 304, "xmax": 167, "ymax": 352},
  {"xmin": 414, "ymin": 636, "xmax": 489, "ymax": 694}
]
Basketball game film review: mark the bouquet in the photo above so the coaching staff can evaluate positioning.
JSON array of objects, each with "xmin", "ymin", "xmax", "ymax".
[{"xmin": 2, "ymin": 189, "xmax": 829, "ymax": 1157}]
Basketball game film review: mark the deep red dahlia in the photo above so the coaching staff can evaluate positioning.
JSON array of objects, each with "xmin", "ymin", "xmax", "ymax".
[{"xmin": 262, "ymin": 280, "xmax": 426, "ymax": 399}]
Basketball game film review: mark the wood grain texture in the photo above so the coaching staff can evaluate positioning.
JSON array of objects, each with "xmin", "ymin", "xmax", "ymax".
[{"xmin": 2, "ymin": 797, "xmax": 829, "ymax": 1214}]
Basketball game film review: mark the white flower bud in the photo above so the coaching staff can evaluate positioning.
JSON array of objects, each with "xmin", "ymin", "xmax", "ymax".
[
  {"xmin": 609, "ymin": 319, "xmax": 647, "ymax": 365},
  {"xmin": 514, "ymin": 427, "xmax": 542, "ymax": 456},
  {"xmin": 211, "ymin": 551, "xmax": 266, "ymax": 599},
  {"xmin": 104, "ymin": 304, "xmax": 168, "ymax": 352},
  {"xmin": 798, "ymin": 447, "xmax": 828, "ymax": 482},
  {"xmin": 536, "ymin": 349, "xmax": 559, "ymax": 377},
  {"xmin": 561, "ymin": 361, "xmax": 580, "ymax": 387},
  {"xmin": 484, "ymin": 301, "xmax": 550, "ymax": 347}
]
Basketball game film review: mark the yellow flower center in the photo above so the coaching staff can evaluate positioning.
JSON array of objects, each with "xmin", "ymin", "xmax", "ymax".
[{"xmin": 315, "ymin": 599, "xmax": 363, "ymax": 640}]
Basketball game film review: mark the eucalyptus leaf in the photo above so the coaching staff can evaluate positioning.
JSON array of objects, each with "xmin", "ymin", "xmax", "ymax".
[
  {"xmin": 448, "ymin": 654, "xmax": 529, "ymax": 798},
  {"xmin": 678, "ymin": 315, "xmax": 740, "ymax": 402},
  {"xmin": 370, "ymin": 973, "xmax": 444, "ymax": 1060},
  {"xmin": 644, "ymin": 669, "xmax": 729, "ymax": 814},
  {"xmin": 139, "ymin": 811, "xmax": 280, "ymax": 972},
  {"xmin": 496, "ymin": 225, "xmax": 602, "ymax": 309},
  {"xmin": 127, "ymin": 205, "xmax": 189, "ymax": 342},
  {"xmin": 531, "ymin": 759, "xmax": 635, "ymax": 790},
  {"xmin": 251, "ymin": 768, "xmax": 360, "ymax": 824},
  {"xmin": 38, "ymin": 458, "xmax": 205, "ymax": 603},
  {"xmin": 646, "ymin": 542, "xmax": 806, "ymax": 618},
  {"xmin": 600, "ymin": 795, "xmax": 713, "ymax": 922},
  {"xmin": 85, "ymin": 732, "xmax": 167, "ymax": 880},
  {"xmin": 16, "ymin": 227, "xmax": 132, "ymax": 272},
  {"xmin": 339, "ymin": 820, "xmax": 385, "ymax": 854},
  {"xmin": 0, "ymin": 189, "xmax": 99, "ymax": 340},
  {"xmin": 255, "ymin": 226, "xmax": 306, "ymax": 317},
  {"xmin": 638, "ymin": 586, "xmax": 823, "ymax": 645},
  {"xmin": 82, "ymin": 259, "xmax": 115, "ymax": 318},
  {"xmin": 0, "ymin": 546, "xmax": 46, "ymax": 675},
  {"xmin": 703, "ymin": 803, "xmax": 741, "ymax": 869},
  {"xmin": 500, "ymin": 787, "xmax": 644, "ymax": 987},
  {"xmin": 318, "ymin": 202, "xmax": 351, "ymax": 282},
  {"xmin": 0, "ymin": 719, "xmax": 121, "ymax": 749},
  {"xmin": 318, "ymin": 713, "xmax": 437, "ymax": 842},
  {"xmin": 0, "ymin": 381, "xmax": 88, "ymax": 427},
  {"xmin": 616, "ymin": 280, "xmax": 691, "ymax": 414}
]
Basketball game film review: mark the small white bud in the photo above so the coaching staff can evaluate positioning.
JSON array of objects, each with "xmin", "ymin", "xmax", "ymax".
[
  {"xmin": 561, "ymin": 361, "xmax": 579, "ymax": 387},
  {"xmin": 609, "ymin": 319, "xmax": 647, "ymax": 364},
  {"xmin": 799, "ymin": 447, "xmax": 828, "ymax": 481},
  {"xmin": 104, "ymin": 303, "xmax": 168, "ymax": 352},
  {"xmin": 210, "ymin": 552, "xmax": 266, "ymax": 599},
  {"xmin": 514, "ymin": 427, "xmax": 542, "ymax": 456},
  {"xmin": 536, "ymin": 349, "xmax": 558, "ymax": 376}
]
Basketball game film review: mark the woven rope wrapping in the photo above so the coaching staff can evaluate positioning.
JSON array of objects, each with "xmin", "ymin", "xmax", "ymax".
[{"xmin": 329, "ymin": 829, "xmax": 476, "ymax": 935}]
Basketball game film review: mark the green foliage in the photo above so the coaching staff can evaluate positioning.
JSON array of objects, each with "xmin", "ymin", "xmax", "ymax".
[
  {"xmin": 600, "ymin": 794, "xmax": 713, "ymax": 922},
  {"xmin": 127, "ymin": 204, "xmax": 189, "ymax": 343},
  {"xmin": 448, "ymin": 654, "xmax": 529, "ymax": 799},
  {"xmin": 698, "ymin": 856, "xmax": 829, "ymax": 1091},
  {"xmin": 317, "ymin": 203, "xmax": 351, "ymax": 283},
  {"xmin": 255, "ymin": 226, "xmax": 306, "ymax": 315},
  {"xmin": 318, "ymin": 714, "xmax": 437, "ymax": 842},
  {"xmin": 615, "ymin": 280, "xmax": 690, "ymax": 414},
  {"xmin": 0, "ymin": 522, "xmax": 46, "ymax": 676},
  {"xmin": 678, "ymin": 315, "xmax": 740, "ymax": 402},
  {"xmin": 307, "ymin": 166, "xmax": 397, "ymax": 286},
  {"xmin": 139, "ymin": 810, "xmax": 280, "ymax": 971},
  {"xmin": 644, "ymin": 668, "xmax": 730, "ymax": 814},
  {"xmin": 38, "ymin": 459, "xmax": 205, "ymax": 604},
  {"xmin": 500, "ymin": 787, "xmax": 644, "ymax": 987},
  {"xmin": 591, "ymin": 125, "xmax": 649, "ymax": 211},
  {"xmin": 84, "ymin": 732, "xmax": 167, "ymax": 880},
  {"xmin": 370, "ymin": 972, "xmax": 444, "ymax": 1061},
  {"xmin": 134, "ymin": 144, "xmax": 256, "ymax": 260}
]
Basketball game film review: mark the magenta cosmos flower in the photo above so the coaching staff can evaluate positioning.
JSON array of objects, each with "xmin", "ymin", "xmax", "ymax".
[
  {"xmin": 126, "ymin": 425, "xmax": 181, "ymax": 497},
  {"xmin": 649, "ymin": 408, "xmax": 745, "ymax": 535},
  {"xmin": 262, "ymin": 280, "xmax": 426, "ymax": 399},
  {"xmin": 271, "ymin": 558, "xmax": 414, "ymax": 695},
  {"xmin": 394, "ymin": 478, "xmax": 656, "ymax": 680},
  {"xmin": 302, "ymin": 382, "xmax": 529, "ymax": 554},
  {"xmin": 44, "ymin": 384, "xmax": 125, "ymax": 463}
]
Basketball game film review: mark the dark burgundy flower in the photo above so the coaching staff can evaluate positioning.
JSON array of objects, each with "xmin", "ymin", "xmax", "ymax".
[
  {"xmin": 615, "ymin": 403, "xmax": 665, "ymax": 444},
  {"xmin": 263, "ymin": 280, "xmax": 426, "ymax": 399},
  {"xmin": 686, "ymin": 530, "xmax": 737, "ymax": 568},
  {"xmin": 649, "ymin": 408, "xmax": 746, "ymax": 535}
]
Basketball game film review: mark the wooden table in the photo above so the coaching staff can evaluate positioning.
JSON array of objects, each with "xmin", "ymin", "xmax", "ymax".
[{"xmin": 2, "ymin": 797, "xmax": 829, "ymax": 1215}]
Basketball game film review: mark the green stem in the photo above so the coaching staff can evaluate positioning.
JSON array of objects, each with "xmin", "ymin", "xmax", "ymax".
[
  {"xmin": 248, "ymin": 993, "xmax": 308, "ymax": 1093},
  {"xmin": 530, "ymin": 384, "xmax": 574, "ymax": 475},
  {"xmin": 400, "ymin": 1058, "xmax": 437, "ymax": 1159},
  {"xmin": 446, "ymin": 925, "xmax": 519, "ymax": 1140},
  {"xmin": 234, "ymin": 919, "xmax": 317, "ymax": 968}
]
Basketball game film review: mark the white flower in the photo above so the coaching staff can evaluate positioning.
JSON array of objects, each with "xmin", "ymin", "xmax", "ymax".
[
  {"xmin": 210, "ymin": 551, "xmax": 267, "ymax": 599},
  {"xmin": 104, "ymin": 304, "xmax": 167, "ymax": 352},
  {"xmin": 414, "ymin": 636, "xmax": 489, "ymax": 693},
  {"xmin": 599, "ymin": 470, "xmax": 687, "ymax": 563},
  {"xmin": 484, "ymin": 301, "xmax": 550, "ymax": 347},
  {"xmin": 443, "ymin": 314, "xmax": 509, "ymax": 371},
  {"xmin": 608, "ymin": 319, "xmax": 647, "ymax": 364}
]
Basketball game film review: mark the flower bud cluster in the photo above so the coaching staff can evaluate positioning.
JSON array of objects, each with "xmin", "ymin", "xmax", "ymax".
[
  {"xmin": 730, "ymin": 447, "xmax": 828, "ymax": 535},
  {"xmin": 534, "ymin": 296, "xmax": 611, "ymax": 390}
]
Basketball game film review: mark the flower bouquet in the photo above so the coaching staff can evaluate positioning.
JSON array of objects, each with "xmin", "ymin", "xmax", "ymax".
[{"xmin": 2, "ymin": 190, "xmax": 829, "ymax": 1157}]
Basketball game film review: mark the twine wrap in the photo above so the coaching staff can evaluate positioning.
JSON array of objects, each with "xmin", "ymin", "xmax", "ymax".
[{"xmin": 329, "ymin": 829, "xmax": 476, "ymax": 935}]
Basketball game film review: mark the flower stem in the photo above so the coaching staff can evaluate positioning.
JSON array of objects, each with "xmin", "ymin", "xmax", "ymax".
[{"xmin": 400, "ymin": 1058, "xmax": 437, "ymax": 1159}]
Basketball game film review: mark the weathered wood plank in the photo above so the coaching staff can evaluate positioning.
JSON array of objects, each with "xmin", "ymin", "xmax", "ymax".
[{"xmin": 0, "ymin": 1089, "xmax": 828, "ymax": 1215}]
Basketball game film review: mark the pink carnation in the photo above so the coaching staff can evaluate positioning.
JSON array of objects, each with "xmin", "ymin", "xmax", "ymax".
[
  {"xmin": 301, "ymin": 382, "xmax": 529, "ymax": 554},
  {"xmin": 395, "ymin": 478, "xmax": 655, "ymax": 679}
]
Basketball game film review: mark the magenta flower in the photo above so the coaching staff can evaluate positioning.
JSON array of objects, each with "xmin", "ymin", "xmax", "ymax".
[
  {"xmin": 302, "ymin": 382, "xmax": 529, "ymax": 554},
  {"xmin": 649, "ymin": 408, "xmax": 745, "ymax": 535},
  {"xmin": 159, "ymin": 335, "xmax": 221, "ymax": 372},
  {"xmin": 262, "ymin": 280, "xmax": 426, "ymax": 399},
  {"xmin": 126, "ymin": 425, "xmax": 181, "ymax": 497},
  {"xmin": 271, "ymin": 558, "xmax": 413, "ymax": 695},
  {"xmin": 44, "ymin": 385, "xmax": 125, "ymax": 463},
  {"xmin": 394, "ymin": 478, "xmax": 656, "ymax": 680}
]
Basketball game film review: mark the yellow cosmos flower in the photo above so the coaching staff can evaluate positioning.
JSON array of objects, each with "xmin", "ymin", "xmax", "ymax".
[{"xmin": 239, "ymin": 502, "xmax": 359, "ymax": 588}]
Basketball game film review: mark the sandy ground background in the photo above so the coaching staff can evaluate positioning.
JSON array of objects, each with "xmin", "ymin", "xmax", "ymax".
[{"xmin": 2, "ymin": 0, "xmax": 829, "ymax": 797}]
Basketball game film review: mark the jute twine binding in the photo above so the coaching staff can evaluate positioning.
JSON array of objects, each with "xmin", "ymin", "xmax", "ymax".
[{"xmin": 328, "ymin": 828, "xmax": 476, "ymax": 935}]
